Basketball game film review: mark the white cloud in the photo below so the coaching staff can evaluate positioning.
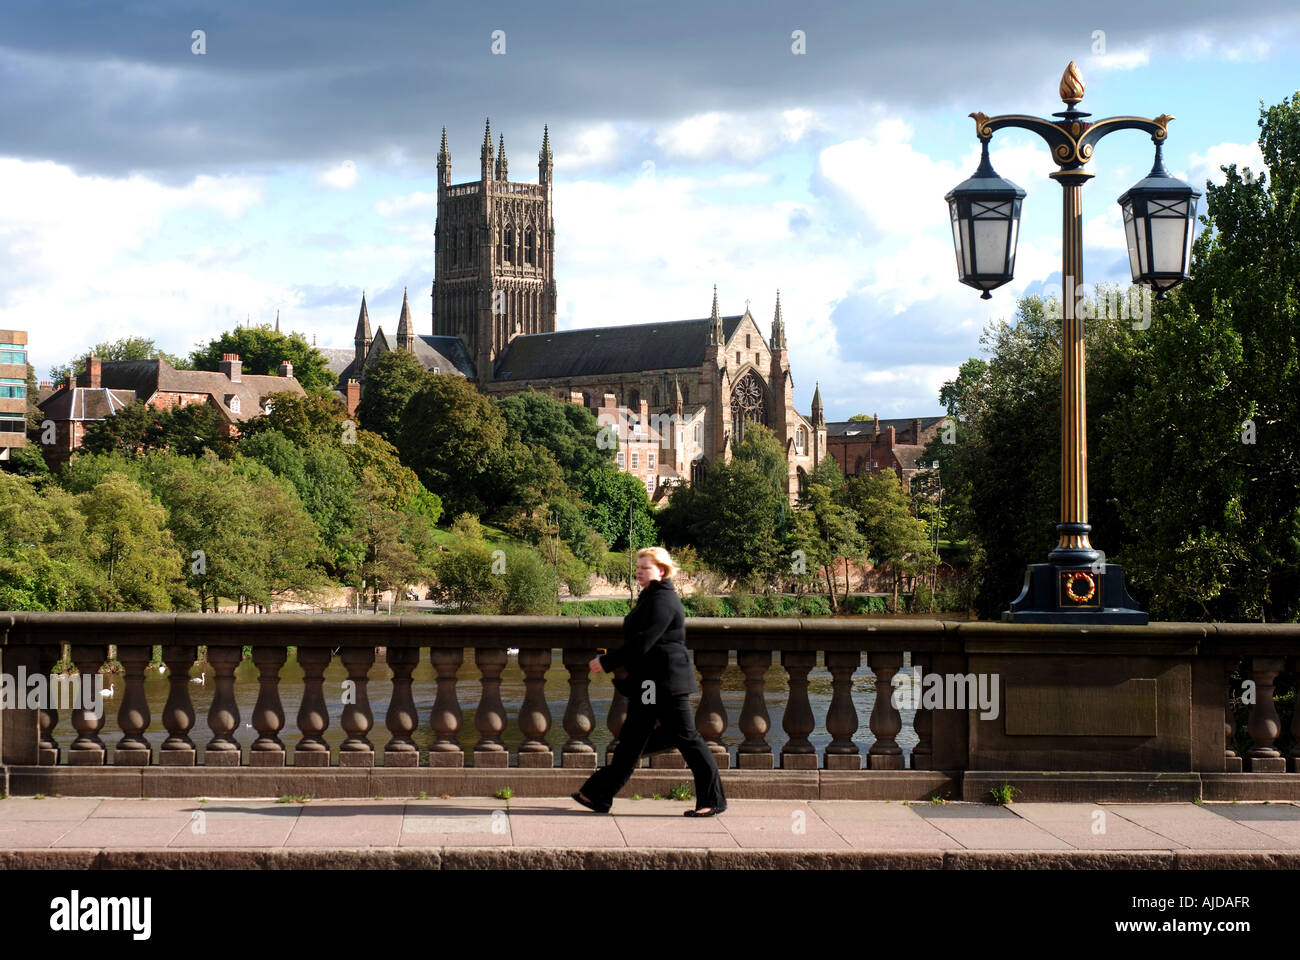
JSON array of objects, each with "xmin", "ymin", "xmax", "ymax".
[
  {"xmin": 1186, "ymin": 140, "xmax": 1267, "ymax": 188},
  {"xmin": 1086, "ymin": 47, "xmax": 1151, "ymax": 72},
  {"xmin": 374, "ymin": 190, "xmax": 437, "ymax": 216},
  {"xmin": 554, "ymin": 123, "xmax": 621, "ymax": 170},
  {"xmin": 319, "ymin": 160, "xmax": 358, "ymax": 189}
]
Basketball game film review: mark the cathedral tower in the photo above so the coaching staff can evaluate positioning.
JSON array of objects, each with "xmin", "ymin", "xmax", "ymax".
[{"xmin": 432, "ymin": 120, "xmax": 557, "ymax": 382}]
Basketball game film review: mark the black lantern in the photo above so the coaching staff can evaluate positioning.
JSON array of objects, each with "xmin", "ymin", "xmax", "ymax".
[
  {"xmin": 1117, "ymin": 143, "xmax": 1200, "ymax": 296},
  {"xmin": 946, "ymin": 141, "xmax": 1026, "ymax": 299}
]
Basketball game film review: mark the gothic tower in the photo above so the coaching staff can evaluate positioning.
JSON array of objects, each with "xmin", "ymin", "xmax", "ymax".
[{"xmin": 432, "ymin": 120, "xmax": 557, "ymax": 382}]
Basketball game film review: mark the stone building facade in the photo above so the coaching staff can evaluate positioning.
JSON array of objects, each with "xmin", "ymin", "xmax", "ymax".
[
  {"xmin": 824, "ymin": 415, "xmax": 948, "ymax": 492},
  {"xmin": 333, "ymin": 122, "xmax": 829, "ymax": 504}
]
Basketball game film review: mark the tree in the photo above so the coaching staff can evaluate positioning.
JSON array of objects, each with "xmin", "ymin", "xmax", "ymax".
[
  {"xmin": 355, "ymin": 350, "xmax": 431, "ymax": 447},
  {"xmin": 240, "ymin": 391, "xmax": 348, "ymax": 447},
  {"xmin": 0, "ymin": 474, "xmax": 97, "ymax": 610},
  {"xmin": 689, "ymin": 458, "xmax": 785, "ymax": 581},
  {"xmin": 844, "ymin": 472, "xmax": 937, "ymax": 612},
  {"xmin": 581, "ymin": 466, "xmax": 656, "ymax": 553},
  {"xmin": 397, "ymin": 375, "xmax": 508, "ymax": 518},
  {"xmin": 789, "ymin": 485, "xmax": 863, "ymax": 610},
  {"xmin": 81, "ymin": 399, "xmax": 235, "ymax": 459},
  {"xmin": 342, "ymin": 469, "xmax": 432, "ymax": 612},
  {"xmin": 190, "ymin": 327, "xmax": 335, "ymax": 395},
  {"xmin": 493, "ymin": 390, "xmax": 613, "ymax": 488},
  {"xmin": 429, "ymin": 514, "xmax": 507, "ymax": 613},
  {"xmin": 77, "ymin": 472, "xmax": 188, "ymax": 611},
  {"xmin": 50, "ymin": 336, "xmax": 188, "ymax": 387}
]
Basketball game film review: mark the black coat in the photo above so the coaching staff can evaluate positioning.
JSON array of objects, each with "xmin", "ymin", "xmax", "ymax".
[{"xmin": 598, "ymin": 578, "xmax": 695, "ymax": 698}]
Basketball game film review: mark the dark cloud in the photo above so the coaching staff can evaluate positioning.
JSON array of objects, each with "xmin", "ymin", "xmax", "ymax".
[{"xmin": 1, "ymin": 0, "xmax": 1293, "ymax": 178}]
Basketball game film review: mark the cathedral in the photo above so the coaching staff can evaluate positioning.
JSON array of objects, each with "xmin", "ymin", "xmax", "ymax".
[{"xmin": 334, "ymin": 121, "xmax": 828, "ymax": 504}]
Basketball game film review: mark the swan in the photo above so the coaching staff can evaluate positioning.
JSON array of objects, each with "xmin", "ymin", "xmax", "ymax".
[
  {"xmin": 101, "ymin": 682, "xmax": 116, "ymax": 698},
  {"xmin": 190, "ymin": 674, "xmax": 206, "ymax": 685},
  {"xmin": 507, "ymin": 647, "xmax": 519, "ymax": 655}
]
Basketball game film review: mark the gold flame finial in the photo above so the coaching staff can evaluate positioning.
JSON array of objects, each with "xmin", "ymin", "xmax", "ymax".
[{"xmin": 1059, "ymin": 61, "xmax": 1085, "ymax": 104}]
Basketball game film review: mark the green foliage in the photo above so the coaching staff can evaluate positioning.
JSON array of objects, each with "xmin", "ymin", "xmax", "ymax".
[
  {"xmin": 190, "ymin": 327, "xmax": 335, "ymax": 395},
  {"xmin": 561, "ymin": 598, "xmax": 633, "ymax": 616},
  {"xmin": 685, "ymin": 458, "xmax": 784, "ymax": 580},
  {"xmin": 498, "ymin": 543, "xmax": 560, "ymax": 615},
  {"xmin": 342, "ymin": 469, "xmax": 434, "ymax": 612},
  {"xmin": 81, "ymin": 399, "xmax": 235, "ymax": 459},
  {"xmin": 428, "ymin": 514, "xmax": 507, "ymax": 613},
  {"xmin": 78, "ymin": 472, "xmax": 188, "ymax": 611},
  {"xmin": 0, "ymin": 473, "xmax": 98, "ymax": 609},
  {"xmin": 240, "ymin": 392, "xmax": 348, "ymax": 447},
  {"xmin": 581, "ymin": 467, "xmax": 657, "ymax": 553},
  {"xmin": 493, "ymin": 390, "xmax": 614, "ymax": 489},
  {"xmin": 990, "ymin": 783, "xmax": 1018, "ymax": 805},
  {"xmin": 669, "ymin": 783, "xmax": 694, "ymax": 801},
  {"xmin": 2, "ymin": 445, "xmax": 51, "ymax": 484},
  {"xmin": 355, "ymin": 350, "xmax": 430, "ymax": 447},
  {"xmin": 494, "ymin": 787, "xmax": 513, "ymax": 800},
  {"xmin": 398, "ymin": 376, "xmax": 508, "ymax": 518},
  {"xmin": 682, "ymin": 593, "xmax": 722, "ymax": 617},
  {"xmin": 50, "ymin": 336, "xmax": 188, "ymax": 387}
]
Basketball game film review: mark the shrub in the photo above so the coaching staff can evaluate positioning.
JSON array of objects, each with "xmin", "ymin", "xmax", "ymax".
[
  {"xmin": 911, "ymin": 581, "xmax": 934, "ymax": 613},
  {"xmin": 728, "ymin": 582, "xmax": 756, "ymax": 618},
  {"xmin": 561, "ymin": 599, "xmax": 632, "ymax": 616},
  {"xmin": 686, "ymin": 593, "xmax": 723, "ymax": 617},
  {"xmin": 500, "ymin": 544, "xmax": 559, "ymax": 615}
]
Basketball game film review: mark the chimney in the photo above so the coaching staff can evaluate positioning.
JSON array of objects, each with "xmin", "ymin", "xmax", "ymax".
[
  {"xmin": 278, "ymin": 359, "xmax": 294, "ymax": 379},
  {"xmin": 886, "ymin": 425, "xmax": 896, "ymax": 447},
  {"xmin": 603, "ymin": 392, "xmax": 617, "ymax": 408},
  {"xmin": 873, "ymin": 413, "xmax": 880, "ymax": 437},
  {"xmin": 911, "ymin": 418, "xmax": 920, "ymax": 442},
  {"xmin": 568, "ymin": 390, "xmax": 583, "ymax": 405},
  {"xmin": 78, "ymin": 357, "xmax": 102, "ymax": 389},
  {"xmin": 39, "ymin": 381, "xmax": 51, "ymax": 391},
  {"xmin": 219, "ymin": 353, "xmax": 242, "ymax": 383},
  {"xmin": 346, "ymin": 378, "xmax": 361, "ymax": 418}
]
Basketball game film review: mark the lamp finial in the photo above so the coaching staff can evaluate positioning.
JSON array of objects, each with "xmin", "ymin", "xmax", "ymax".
[{"xmin": 1059, "ymin": 61, "xmax": 1085, "ymax": 105}]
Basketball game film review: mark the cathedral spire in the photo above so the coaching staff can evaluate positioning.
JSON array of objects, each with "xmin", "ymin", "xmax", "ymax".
[
  {"xmin": 811, "ymin": 381, "xmax": 825, "ymax": 426},
  {"xmin": 275, "ymin": 309, "xmax": 281, "ymax": 334},
  {"xmin": 396, "ymin": 288, "xmax": 415, "ymax": 350},
  {"xmin": 770, "ymin": 289, "xmax": 786, "ymax": 350},
  {"xmin": 495, "ymin": 133, "xmax": 508, "ymax": 181},
  {"xmin": 707, "ymin": 285, "xmax": 723, "ymax": 345},
  {"xmin": 480, "ymin": 118, "xmax": 494, "ymax": 180},
  {"xmin": 354, "ymin": 292, "xmax": 371, "ymax": 367},
  {"xmin": 437, "ymin": 126, "xmax": 451, "ymax": 186},
  {"xmin": 539, "ymin": 124, "xmax": 553, "ymax": 185}
]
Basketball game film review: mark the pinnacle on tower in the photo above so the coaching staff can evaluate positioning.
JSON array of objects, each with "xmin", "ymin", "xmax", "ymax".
[
  {"xmin": 771, "ymin": 289, "xmax": 786, "ymax": 350},
  {"xmin": 355, "ymin": 292, "xmax": 371, "ymax": 339},
  {"xmin": 811, "ymin": 381, "xmax": 825, "ymax": 426},
  {"xmin": 496, "ymin": 133, "xmax": 508, "ymax": 181},
  {"xmin": 707, "ymin": 284, "xmax": 723, "ymax": 345},
  {"xmin": 437, "ymin": 126, "xmax": 451, "ymax": 185},
  {"xmin": 540, "ymin": 124, "xmax": 552, "ymax": 162},
  {"xmin": 481, "ymin": 118, "xmax": 494, "ymax": 161},
  {"xmin": 397, "ymin": 287, "xmax": 414, "ymax": 350},
  {"xmin": 275, "ymin": 309, "xmax": 281, "ymax": 334},
  {"xmin": 673, "ymin": 374, "xmax": 683, "ymax": 409}
]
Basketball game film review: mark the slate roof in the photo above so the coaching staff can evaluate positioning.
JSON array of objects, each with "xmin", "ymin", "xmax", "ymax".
[
  {"xmin": 91, "ymin": 359, "xmax": 304, "ymax": 423},
  {"xmin": 38, "ymin": 387, "xmax": 136, "ymax": 421},
  {"xmin": 415, "ymin": 335, "xmax": 476, "ymax": 378},
  {"xmin": 318, "ymin": 348, "xmax": 355, "ymax": 379},
  {"xmin": 826, "ymin": 416, "xmax": 946, "ymax": 439},
  {"xmin": 493, "ymin": 315, "xmax": 746, "ymax": 381}
]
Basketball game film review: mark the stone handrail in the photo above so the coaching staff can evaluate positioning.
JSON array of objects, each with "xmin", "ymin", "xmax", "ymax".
[{"xmin": 1, "ymin": 614, "xmax": 1297, "ymax": 788}]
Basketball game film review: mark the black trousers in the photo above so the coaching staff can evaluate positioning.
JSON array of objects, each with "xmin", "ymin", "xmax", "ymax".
[{"xmin": 580, "ymin": 693, "xmax": 726, "ymax": 808}]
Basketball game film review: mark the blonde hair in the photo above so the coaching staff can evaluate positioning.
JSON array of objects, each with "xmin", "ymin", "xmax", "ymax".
[{"xmin": 636, "ymin": 546, "xmax": 678, "ymax": 580}]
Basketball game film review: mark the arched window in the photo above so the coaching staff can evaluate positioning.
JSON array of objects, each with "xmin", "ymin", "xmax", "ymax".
[
  {"xmin": 795, "ymin": 427, "xmax": 806, "ymax": 454},
  {"xmin": 653, "ymin": 386, "xmax": 660, "ymax": 406},
  {"xmin": 797, "ymin": 467, "xmax": 808, "ymax": 498},
  {"xmin": 628, "ymin": 389, "xmax": 640, "ymax": 409},
  {"xmin": 729, "ymin": 371, "xmax": 767, "ymax": 442},
  {"xmin": 746, "ymin": 334, "xmax": 751, "ymax": 349},
  {"xmin": 449, "ymin": 230, "xmax": 457, "ymax": 267},
  {"xmin": 504, "ymin": 225, "xmax": 514, "ymax": 264},
  {"xmin": 690, "ymin": 458, "xmax": 708, "ymax": 485},
  {"xmin": 525, "ymin": 226, "xmax": 535, "ymax": 265}
]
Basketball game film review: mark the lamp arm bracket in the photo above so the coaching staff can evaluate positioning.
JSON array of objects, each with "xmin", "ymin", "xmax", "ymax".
[{"xmin": 970, "ymin": 111, "xmax": 1174, "ymax": 169}]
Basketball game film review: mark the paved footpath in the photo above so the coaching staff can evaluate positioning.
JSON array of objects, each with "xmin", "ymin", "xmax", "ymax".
[{"xmin": 5, "ymin": 796, "xmax": 1300, "ymax": 868}]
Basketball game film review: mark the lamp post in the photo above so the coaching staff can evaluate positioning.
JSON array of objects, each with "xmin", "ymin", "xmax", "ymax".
[{"xmin": 946, "ymin": 62, "xmax": 1200, "ymax": 624}]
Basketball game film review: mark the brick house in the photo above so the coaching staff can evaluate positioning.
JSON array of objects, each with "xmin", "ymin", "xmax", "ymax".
[
  {"xmin": 825, "ymin": 415, "xmax": 947, "ymax": 492},
  {"xmin": 36, "ymin": 354, "xmax": 303, "ymax": 463}
]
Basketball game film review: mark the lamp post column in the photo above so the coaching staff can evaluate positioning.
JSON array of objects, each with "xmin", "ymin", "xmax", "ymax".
[{"xmin": 1050, "ymin": 171, "xmax": 1099, "ymax": 565}]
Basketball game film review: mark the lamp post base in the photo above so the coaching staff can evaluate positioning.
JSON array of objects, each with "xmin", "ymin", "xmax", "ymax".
[{"xmin": 1002, "ymin": 562, "xmax": 1148, "ymax": 624}]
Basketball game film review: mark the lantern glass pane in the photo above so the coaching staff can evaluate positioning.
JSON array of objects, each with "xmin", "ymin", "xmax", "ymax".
[
  {"xmin": 1182, "ymin": 201, "xmax": 1197, "ymax": 275},
  {"xmin": 1007, "ymin": 208, "xmax": 1021, "ymax": 274},
  {"xmin": 1150, "ymin": 214, "xmax": 1185, "ymax": 275},
  {"xmin": 1134, "ymin": 213, "xmax": 1148, "ymax": 276},
  {"xmin": 949, "ymin": 201, "xmax": 968, "ymax": 276},
  {"xmin": 1122, "ymin": 201, "xmax": 1141, "ymax": 281},
  {"xmin": 973, "ymin": 219, "xmax": 1009, "ymax": 276}
]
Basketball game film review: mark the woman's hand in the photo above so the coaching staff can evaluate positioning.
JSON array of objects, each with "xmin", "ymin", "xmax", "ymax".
[{"xmin": 589, "ymin": 657, "xmax": 603, "ymax": 674}]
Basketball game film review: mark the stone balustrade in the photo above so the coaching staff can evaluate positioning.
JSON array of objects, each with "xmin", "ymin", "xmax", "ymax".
[{"xmin": 2, "ymin": 614, "xmax": 1299, "ymax": 801}]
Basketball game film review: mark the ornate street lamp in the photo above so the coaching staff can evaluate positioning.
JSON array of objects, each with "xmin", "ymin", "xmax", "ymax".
[
  {"xmin": 1118, "ymin": 144, "xmax": 1201, "ymax": 296},
  {"xmin": 946, "ymin": 142, "xmax": 1026, "ymax": 298},
  {"xmin": 947, "ymin": 61, "xmax": 1196, "ymax": 624}
]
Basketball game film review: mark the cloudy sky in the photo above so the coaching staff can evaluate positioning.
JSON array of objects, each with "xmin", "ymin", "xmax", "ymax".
[{"xmin": 1, "ymin": 1, "xmax": 1294, "ymax": 419}]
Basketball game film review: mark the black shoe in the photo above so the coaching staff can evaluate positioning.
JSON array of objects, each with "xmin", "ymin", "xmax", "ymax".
[
  {"xmin": 572, "ymin": 791, "xmax": 611, "ymax": 814},
  {"xmin": 684, "ymin": 803, "xmax": 726, "ymax": 817}
]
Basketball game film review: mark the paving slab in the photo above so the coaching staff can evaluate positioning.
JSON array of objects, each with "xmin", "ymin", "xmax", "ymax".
[
  {"xmin": 1008, "ymin": 803, "xmax": 1189, "ymax": 850},
  {"xmin": 52, "ymin": 817, "xmax": 190, "ymax": 848},
  {"xmin": 0, "ymin": 798, "xmax": 102, "ymax": 821},
  {"xmin": 1104, "ymin": 803, "xmax": 1286, "ymax": 850}
]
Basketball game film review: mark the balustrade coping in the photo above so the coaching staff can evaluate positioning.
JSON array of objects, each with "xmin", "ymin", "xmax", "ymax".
[{"xmin": 0, "ymin": 613, "xmax": 1293, "ymax": 654}]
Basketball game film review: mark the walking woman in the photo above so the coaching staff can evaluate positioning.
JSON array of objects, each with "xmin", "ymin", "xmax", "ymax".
[{"xmin": 572, "ymin": 547, "xmax": 727, "ymax": 816}]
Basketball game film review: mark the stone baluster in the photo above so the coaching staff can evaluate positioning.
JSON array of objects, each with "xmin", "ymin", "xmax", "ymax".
[
  {"xmin": 1290, "ymin": 659, "xmax": 1300, "ymax": 774},
  {"xmin": 561, "ymin": 649, "xmax": 596, "ymax": 768},
  {"xmin": 159, "ymin": 645, "xmax": 198, "ymax": 766},
  {"xmin": 294, "ymin": 647, "xmax": 332, "ymax": 767},
  {"xmin": 1246, "ymin": 656, "xmax": 1285, "ymax": 772},
  {"xmin": 39, "ymin": 646, "xmax": 61, "ymax": 765},
  {"xmin": 473, "ymin": 648, "xmax": 509, "ymax": 767},
  {"xmin": 1225, "ymin": 658, "xmax": 1242, "ymax": 773},
  {"xmin": 736, "ymin": 650, "xmax": 773, "ymax": 768},
  {"xmin": 780, "ymin": 651, "xmax": 817, "ymax": 769},
  {"xmin": 384, "ymin": 647, "xmax": 421, "ymax": 767},
  {"xmin": 517, "ymin": 648, "xmax": 554, "ymax": 767},
  {"xmin": 249, "ymin": 648, "xmax": 287, "ymax": 767},
  {"xmin": 429, "ymin": 648, "xmax": 464, "ymax": 767},
  {"xmin": 824, "ymin": 651, "xmax": 861, "ymax": 769},
  {"xmin": 68, "ymin": 645, "xmax": 108, "ymax": 766},
  {"xmin": 694, "ymin": 650, "xmax": 730, "ymax": 769},
  {"xmin": 867, "ymin": 652, "xmax": 905, "ymax": 770},
  {"xmin": 910, "ymin": 655, "xmax": 932, "ymax": 770},
  {"xmin": 205, "ymin": 645, "xmax": 243, "ymax": 766},
  {"xmin": 339, "ymin": 647, "xmax": 376, "ymax": 767},
  {"xmin": 114, "ymin": 645, "xmax": 152, "ymax": 765}
]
